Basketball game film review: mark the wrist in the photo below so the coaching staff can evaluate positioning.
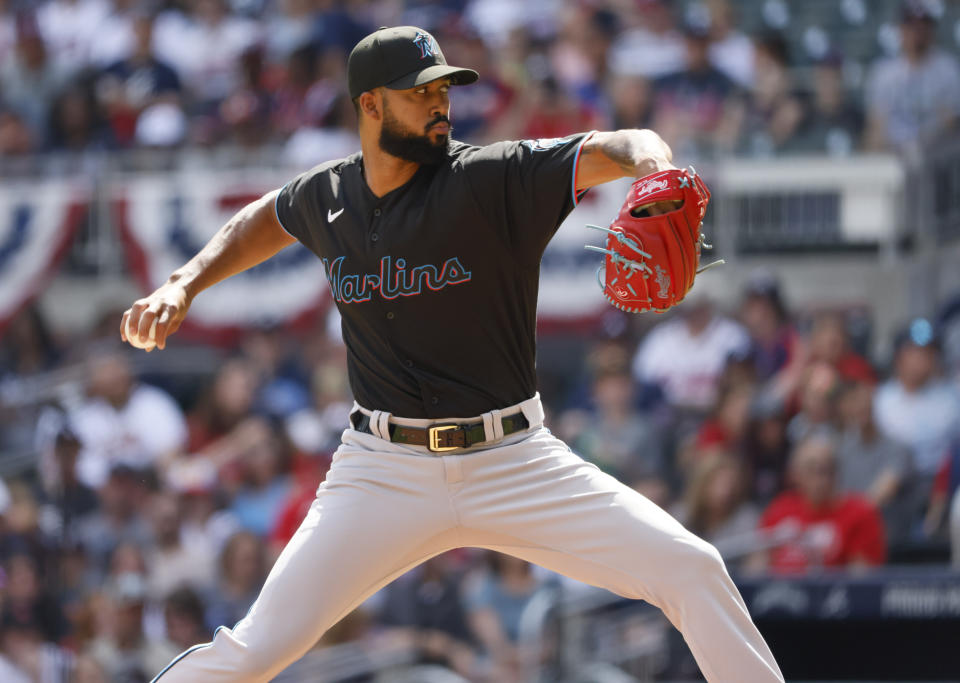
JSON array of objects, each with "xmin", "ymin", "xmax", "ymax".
[{"xmin": 167, "ymin": 269, "xmax": 198, "ymax": 302}]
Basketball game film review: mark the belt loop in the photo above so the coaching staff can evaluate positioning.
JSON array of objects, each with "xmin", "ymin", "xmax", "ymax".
[
  {"xmin": 481, "ymin": 411, "xmax": 495, "ymax": 442},
  {"xmin": 376, "ymin": 411, "xmax": 392, "ymax": 440},
  {"xmin": 491, "ymin": 408, "xmax": 504, "ymax": 441},
  {"xmin": 520, "ymin": 393, "xmax": 545, "ymax": 429},
  {"xmin": 369, "ymin": 410, "xmax": 384, "ymax": 439}
]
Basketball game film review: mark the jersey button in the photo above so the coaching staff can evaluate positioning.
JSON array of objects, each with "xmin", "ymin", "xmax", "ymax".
[
  {"xmin": 431, "ymin": 396, "xmax": 439, "ymax": 405},
  {"xmin": 373, "ymin": 208, "xmax": 382, "ymax": 217},
  {"xmin": 386, "ymin": 311, "xmax": 395, "ymax": 320},
  {"xmin": 404, "ymin": 360, "xmax": 413, "ymax": 368},
  {"xmin": 371, "ymin": 233, "xmax": 379, "ymax": 242}
]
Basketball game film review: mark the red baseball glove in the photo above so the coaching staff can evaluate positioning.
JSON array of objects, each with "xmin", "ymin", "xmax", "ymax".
[{"xmin": 585, "ymin": 167, "xmax": 722, "ymax": 313}]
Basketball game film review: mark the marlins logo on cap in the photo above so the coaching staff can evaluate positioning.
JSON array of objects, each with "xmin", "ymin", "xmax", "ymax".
[{"xmin": 413, "ymin": 31, "xmax": 438, "ymax": 59}]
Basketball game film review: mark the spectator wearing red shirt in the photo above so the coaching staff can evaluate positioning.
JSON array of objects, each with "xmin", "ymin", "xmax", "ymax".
[{"xmin": 755, "ymin": 435, "xmax": 886, "ymax": 573}]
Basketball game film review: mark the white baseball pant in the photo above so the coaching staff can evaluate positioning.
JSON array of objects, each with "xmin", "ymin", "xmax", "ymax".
[{"xmin": 151, "ymin": 395, "xmax": 783, "ymax": 682}]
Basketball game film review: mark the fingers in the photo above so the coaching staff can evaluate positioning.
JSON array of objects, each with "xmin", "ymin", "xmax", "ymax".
[
  {"xmin": 121, "ymin": 297, "xmax": 183, "ymax": 351},
  {"xmin": 155, "ymin": 307, "xmax": 175, "ymax": 350}
]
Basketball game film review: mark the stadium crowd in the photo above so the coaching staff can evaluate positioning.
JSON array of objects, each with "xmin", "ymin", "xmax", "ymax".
[
  {"xmin": 1, "ymin": 0, "xmax": 960, "ymax": 681},
  {"xmin": 0, "ymin": 0, "xmax": 958, "ymax": 163},
  {"xmin": 2, "ymin": 272, "xmax": 960, "ymax": 681}
]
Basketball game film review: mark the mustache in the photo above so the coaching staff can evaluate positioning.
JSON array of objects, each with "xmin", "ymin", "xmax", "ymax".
[{"xmin": 426, "ymin": 116, "xmax": 451, "ymax": 132}]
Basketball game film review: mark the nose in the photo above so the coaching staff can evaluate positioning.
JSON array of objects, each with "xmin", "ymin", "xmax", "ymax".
[{"xmin": 429, "ymin": 90, "xmax": 450, "ymax": 118}]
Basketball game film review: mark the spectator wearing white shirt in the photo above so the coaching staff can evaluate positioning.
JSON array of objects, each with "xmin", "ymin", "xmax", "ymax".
[
  {"xmin": 865, "ymin": 0, "xmax": 960, "ymax": 153},
  {"xmin": 153, "ymin": 0, "xmax": 260, "ymax": 106},
  {"xmin": 608, "ymin": 0, "xmax": 686, "ymax": 80},
  {"xmin": 36, "ymin": 0, "xmax": 109, "ymax": 73},
  {"xmin": 705, "ymin": 0, "xmax": 754, "ymax": 89},
  {"xmin": 632, "ymin": 296, "xmax": 750, "ymax": 414},
  {"xmin": 70, "ymin": 350, "xmax": 187, "ymax": 489},
  {"xmin": 874, "ymin": 319, "xmax": 960, "ymax": 486}
]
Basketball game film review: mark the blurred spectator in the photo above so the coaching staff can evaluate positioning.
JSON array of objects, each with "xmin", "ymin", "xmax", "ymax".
[
  {"xmin": 76, "ymin": 468, "xmax": 152, "ymax": 576},
  {"xmin": 791, "ymin": 54, "xmax": 864, "ymax": 156},
  {"xmin": 0, "ymin": 14, "xmax": 70, "ymax": 146},
  {"xmin": 0, "ymin": 607, "xmax": 77, "ymax": 683},
  {"xmin": 163, "ymin": 587, "xmax": 208, "ymax": 654},
  {"xmin": 1, "ymin": 552, "xmax": 67, "ymax": 643},
  {"xmin": 227, "ymin": 425, "xmax": 292, "ymax": 537},
  {"xmin": 153, "ymin": 0, "xmax": 260, "ymax": 107},
  {"xmin": 786, "ymin": 362, "xmax": 841, "ymax": 445},
  {"xmin": 649, "ymin": 19, "xmax": 744, "ymax": 158},
  {"xmin": 836, "ymin": 380, "xmax": 915, "ymax": 547},
  {"xmin": 741, "ymin": 32, "xmax": 804, "ymax": 156},
  {"xmin": 805, "ymin": 311, "xmax": 876, "ymax": 385},
  {"xmin": 36, "ymin": 0, "xmax": 109, "ymax": 72},
  {"xmin": 87, "ymin": 0, "xmax": 139, "ymax": 68},
  {"xmin": 86, "ymin": 571, "xmax": 176, "ymax": 680},
  {"xmin": 756, "ymin": 435, "xmax": 887, "ymax": 573},
  {"xmin": 692, "ymin": 382, "xmax": 754, "ymax": 459},
  {"xmin": 218, "ymin": 44, "xmax": 273, "ymax": 148},
  {"xmin": 632, "ymin": 297, "xmax": 750, "ymax": 414},
  {"xmin": 739, "ymin": 272, "xmax": 801, "ymax": 390},
  {"xmin": 572, "ymin": 366, "xmax": 667, "ymax": 503},
  {"xmin": 672, "ymin": 453, "xmax": 760, "ymax": 566},
  {"xmin": 442, "ymin": 28, "xmax": 513, "ymax": 142},
  {"xmin": 145, "ymin": 492, "xmax": 215, "ymax": 602},
  {"xmin": 38, "ymin": 425, "xmax": 99, "ymax": 545},
  {"xmin": 203, "ymin": 530, "xmax": 265, "ymax": 632},
  {"xmin": 186, "ymin": 357, "xmax": 259, "ymax": 453},
  {"xmin": 263, "ymin": 0, "xmax": 317, "ymax": 63},
  {"xmin": 378, "ymin": 554, "xmax": 477, "ymax": 678},
  {"xmin": 512, "ymin": 75, "xmax": 603, "ymax": 142},
  {"xmin": 0, "ymin": 109, "xmax": 33, "ymax": 155},
  {"xmin": 874, "ymin": 319, "xmax": 960, "ymax": 484},
  {"xmin": 550, "ymin": 6, "xmax": 615, "ymax": 111},
  {"xmin": 607, "ymin": 72, "xmax": 652, "ymax": 130},
  {"xmin": 177, "ymin": 485, "xmax": 240, "ymax": 561},
  {"xmin": 284, "ymin": 361, "xmax": 353, "ymax": 457},
  {"xmin": 70, "ymin": 350, "xmax": 187, "ymax": 489},
  {"xmin": 241, "ymin": 328, "xmax": 311, "ymax": 420},
  {"xmin": 865, "ymin": 0, "xmax": 960, "ymax": 152},
  {"xmin": 464, "ymin": 553, "xmax": 545, "ymax": 682},
  {"xmin": 0, "ymin": 305, "xmax": 59, "ymax": 378},
  {"xmin": 705, "ymin": 0, "xmax": 754, "ymax": 89},
  {"xmin": 48, "ymin": 80, "xmax": 110, "ymax": 152},
  {"xmin": 742, "ymin": 391, "xmax": 790, "ymax": 505},
  {"xmin": 96, "ymin": 10, "xmax": 183, "ymax": 148},
  {"xmin": 925, "ymin": 440, "xmax": 960, "ymax": 540},
  {"xmin": 608, "ymin": 0, "xmax": 685, "ymax": 80}
]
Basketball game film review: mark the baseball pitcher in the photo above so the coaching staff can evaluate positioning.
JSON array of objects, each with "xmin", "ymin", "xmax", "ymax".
[{"xmin": 124, "ymin": 26, "xmax": 784, "ymax": 683}]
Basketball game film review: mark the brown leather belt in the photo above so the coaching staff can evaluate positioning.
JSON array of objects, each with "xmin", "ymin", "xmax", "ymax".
[{"xmin": 350, "ymin": 411, "xmax": 529, "ymax": 452}]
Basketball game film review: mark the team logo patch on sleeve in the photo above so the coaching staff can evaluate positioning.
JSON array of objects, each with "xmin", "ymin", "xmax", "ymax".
[{"xmin": 521, "ymin": 137, "xmax": 566, "ymax": 152}]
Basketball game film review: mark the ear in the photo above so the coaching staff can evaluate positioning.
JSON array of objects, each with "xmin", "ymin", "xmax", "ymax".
[{"xmin": 358, "ymin": 91, "xmax": 381, "ymax": 121}]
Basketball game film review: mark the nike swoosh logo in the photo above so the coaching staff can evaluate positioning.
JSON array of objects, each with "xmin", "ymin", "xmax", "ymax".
[{"xmin": 327, "ymin": 208, "xmax": 345, "ymax": 222}]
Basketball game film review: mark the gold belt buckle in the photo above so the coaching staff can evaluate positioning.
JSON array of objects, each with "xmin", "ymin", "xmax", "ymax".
[{"xmin": 428, "ymin": 424, "xmax": 459, "ymax": 452}]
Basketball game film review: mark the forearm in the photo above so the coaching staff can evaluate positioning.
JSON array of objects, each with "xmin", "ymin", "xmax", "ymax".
[
  {"xmin": 169, "ymin": 189, "xmax": 295, "ymax": 301},
  {"xmin": 576, "ymin": 129, "xmax": 674, "ymax": 190}
]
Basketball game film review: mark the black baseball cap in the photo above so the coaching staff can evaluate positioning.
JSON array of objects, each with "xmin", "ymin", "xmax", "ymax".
[{"xmin": 347, "ymin": 26, "xmax": 479, "ymax": 99}]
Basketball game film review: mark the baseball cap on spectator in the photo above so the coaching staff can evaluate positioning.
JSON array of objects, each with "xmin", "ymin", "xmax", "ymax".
[
  {"xmin": 893, "ymin": 317, "xmax": 941, "ymax": 352},
  {"xmin": 347, "ymin": 26, "xmax": 479, "ymax": 99},
  {"xmin": 743, "ymin": 269, "xmax": 788, "ymax": 321}
]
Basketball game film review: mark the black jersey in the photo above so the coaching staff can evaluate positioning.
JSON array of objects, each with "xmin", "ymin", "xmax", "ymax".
[{"xmin": 275, "ymin": 133, "xmax": 593, "ymax": 418}]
